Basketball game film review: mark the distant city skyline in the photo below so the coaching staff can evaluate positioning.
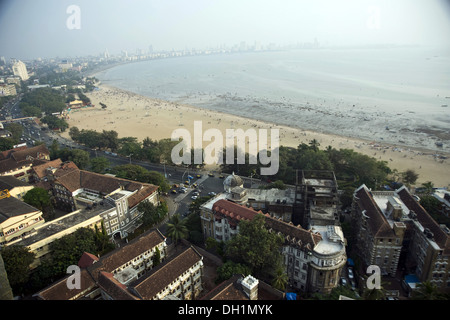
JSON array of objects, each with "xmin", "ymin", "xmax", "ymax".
[{"xmin": 1, "ymin": 0, "xmax": 450, "ymax": 60}]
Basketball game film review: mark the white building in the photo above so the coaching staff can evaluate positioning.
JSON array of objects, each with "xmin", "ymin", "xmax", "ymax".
[{"xmin": 12, "ymin": 60, "xmax": 29, "ymax": 81}]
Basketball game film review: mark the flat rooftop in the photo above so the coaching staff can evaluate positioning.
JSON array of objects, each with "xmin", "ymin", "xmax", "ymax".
[
  {"xmin": 311, "ymin": 225, "xmax": 345, "ymax": 255},
  {"xmin": 12, "ymin": 202, "xmax": 116, "ymax": 246}
]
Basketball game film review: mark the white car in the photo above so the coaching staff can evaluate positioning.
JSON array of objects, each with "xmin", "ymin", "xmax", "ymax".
[{"xmin": 191, "ymin": 195, "xmax": 198, "ymax": 200}]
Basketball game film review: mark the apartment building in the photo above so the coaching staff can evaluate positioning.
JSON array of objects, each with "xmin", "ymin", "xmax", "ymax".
[
  {"xmin": 0, "ymin": 196, "xmax": 45, "ymax": 246},
  {"xmin": 201, "ymin": 197, "xmax": 346, "ymax": 294},
  {"xmin": 35, "ymin": 231, "xmax": 205, "ymax": 300},
  {"xmin": 39, "ymin": 164, "xmax": 159, "ymax": 238},
  {"xmin": 351, "ymin": 185, "xmax": 450, "ymax": 293},
  {"xmin": 0, "ymin": 175, "xmax": 34, "ymax": 200},
  {"xmin": 0, "ymin": 145, "xmax": 51, "ymax": 182},
  {"xmin": 396, "ymin": 187, "xmax": 450, "ymax": 292},
  {"xmin": 12, "ymin": 60, "xmax": 29, "ymax": 81}
]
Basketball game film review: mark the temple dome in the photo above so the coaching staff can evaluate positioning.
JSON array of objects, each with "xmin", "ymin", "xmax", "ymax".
[{"xmin": 223, "ymin": 172, "xmax": 244, "ymax": 192}]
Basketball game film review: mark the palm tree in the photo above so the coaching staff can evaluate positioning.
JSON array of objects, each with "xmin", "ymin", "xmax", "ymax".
[
  {"xmin": 166, "ymin": 214, "xmax": 188, "ymax": 245},
  {"xmin": 272, "ymin": 267, "xmax": 288, "ymax": 291},
  {"xmin": 411, "ymin": 281, "xmax": 444, "ymax": 300},
  {"xmin": 309, "ymin": 139, "xmax": 320, "ymax": 152},
  {"xmin": 421, "ymin": 181, "xmax": 434, "ymax": 195}
]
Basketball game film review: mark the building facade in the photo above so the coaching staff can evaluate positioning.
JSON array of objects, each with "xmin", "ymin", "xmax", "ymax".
[
  {"xmin": 12, "ymin": 60, "xmax": 29, "ymax": 81},
  {"xmin": 351, "ymin": 185, "xmax": 450, "ymax": 293},
  {"xmin": 0, "ymin": 196, "xmax": 45, "ymax": 246},
  {"xmin": 34, "ymin": 231, "xmax": 205, "ymax": 300},
  {"xmin": 351, "ymin": 185, "xmax": 405, "ymax": 276},
  {"xmin": 0, "ymin": 145, "xmax": 51, "ymax": 182}
]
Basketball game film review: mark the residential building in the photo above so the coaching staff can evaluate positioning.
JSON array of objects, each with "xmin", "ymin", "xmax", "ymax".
[
  {"xmin": 201, "ymin": 171, "xmax": 346, "ymax": 294},
  {"xmin": 201, "ymin": 274, "xmax": 284, "ymax": 300},
  {"xmin": 351, "ymin": 185, "xmax": 405, "ymax": 276},
  {"xmin": 201, "ymin": 197, "xmax": 346, "ymax": 294},
  {"xmin": 293, "ymin": 170, "xmax": 340, "ymax": 228},
  {"xmin": 433, "ymin": 189, "xmax": 450, "ymax": 217},
  {"xmin": 0, "ymin": 196, "xmax": 45, "ymax": 246},
  {"xmin": 351, "ymin": 185, "xmax": 450, "ymax": 293},
  {"xmin": 0, "ymin": 175, "xmax": 34, "ymax": 200},
  {"xmin": 47, "ymin": 167, "xmax": 159, "ymax": 237},
  {"xmin": 12, "ymin": 60, "xmax": 29, "ymax": 81},
  {"xmin": 34, "ymin": 231, "xmax": 205, "ymax": 300},
  {"xmin": 0, "ymin": 145, "xmax": 51, "ymax": 182},
  {"xmin": 8, "ymin": 206, "xmax": 105, "ymax": 268},
  {"xmin": 396, "ymin": 187, "xmax": 450, "ymax": 293},
  {"xmin": 0, "ymin": 83, "xmax": 17, "ymax": 96}
]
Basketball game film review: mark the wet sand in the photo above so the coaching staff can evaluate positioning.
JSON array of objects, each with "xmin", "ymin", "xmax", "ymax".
[{"xmin": 61, "ymin": 83, "xmax": 450, "ymax": 188}]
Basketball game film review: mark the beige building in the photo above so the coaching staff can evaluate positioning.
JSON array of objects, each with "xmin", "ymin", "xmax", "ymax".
[
  {"xmin": 34, "ymin": 231, "xmax": 205, "ymax": 300},
  {"xmin": 12, "ymin": 60, "xmax": 29, "ymax": 81},
  {"xmin": 0, "ymin": 145, "xmax": 51, "ymax": 182},
  {"xmin": 201, "ymin": 196, "xmax": 346, "ymax": 294},
  {"xmin": 0, "ymin": 196, "xmax": 44, "ymax": 246},
  {"xmin": 0, "ymin": 175, "xmax": 34, "ymax": 200},
  {"xmin": 10, "ymin": 167, "xmax": 160, "ymax": 268},
  {"xmin": 0, "ymin": 84, "xmax": 17, "ymax": 96}
]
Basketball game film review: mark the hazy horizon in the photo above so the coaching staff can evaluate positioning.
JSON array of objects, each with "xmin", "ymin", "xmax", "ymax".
[{"xmin": 1, "ymin": 0, "xmax": 450, "ymax": 60}]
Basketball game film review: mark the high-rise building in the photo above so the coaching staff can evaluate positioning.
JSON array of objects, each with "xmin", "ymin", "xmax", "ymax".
[{"xmin": 12, "ymin": 60, "xmax": 29, "ymax": 81}]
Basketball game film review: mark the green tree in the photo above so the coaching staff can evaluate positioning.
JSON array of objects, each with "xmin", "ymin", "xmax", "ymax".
[
  {"xmin": 89, "ymin": 156, "xmax": 110, "ymax": 173},
  {"xmin": 401, "ymin": 169, "xmax": 419, "ymax": 186},
  {"xmin": 411, "ymin": 281, "xmax": 445, "ymax": 300},
  {"xmin": 225, "ymin": 214, "xmax": 284, "ymax": 280},
  {"xmin": 138, "ymin": 200, "xmax": 167, "ymax": 228},
  {"xmin": 1, "ymin": 246, "xmax": 35, "ymax": 295},
  {"xmin": 216, "ymin": 260, "xmax": 252, "ymax": 284},
  {"xmin": 272, "ymin": 266, "xmax": 288, "ymax": 291},
  {"xmin": 421, "ymin": 181, "xmax": 434, "ymax": 195},
  {"xmin": 67, "ymin": 148, "xmax": 90, "ymax": 169},
  {"xmin": 0, "ymin": 252, "xmax": 13, "ymax": 300},
  {"xmin": 49, "ymin": 227, "xmax": 98, "ymax": 276},
  {"xmin": 5, "ymin": 123, "xmax": 23, "ymax": 142},
  {"xmin": 23, "ymin": 187, "xmax": 52, "ymax": 217},
  {"xmin": 308, "ymin": 139, "xmax": 320, "ymax": 152},
  {"xmin": 152, "ymin": 247, "xmax": 161, "ymax": 267},
  {"xmin": 0, "ymin": 137, "xmax": 15, "ymax": 151},
  {"xmin": 166, "ymin": 214, "xmax": 188, "ymax": 245},
  {"xmin": 41, "ymin": 115, "xmax": 68, "ymax": 132},
  {"xmin": 113, "ymin": 164, "xmax": 170, "ymax": 192}
]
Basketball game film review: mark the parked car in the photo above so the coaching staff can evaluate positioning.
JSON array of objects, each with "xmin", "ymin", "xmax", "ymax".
[
  {"xmin": 340, "ymin": 277, "xmax": 348, "ymax": 286},
  {"xmin": 191, "ymin": 195, "xmax": 198, "ymax": 200},
  {"xmin": 208, "ymin": 173, "xmax": 214, "ymax": 177}
]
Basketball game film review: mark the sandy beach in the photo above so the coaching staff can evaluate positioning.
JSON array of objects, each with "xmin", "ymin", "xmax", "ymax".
[{"xmin": 61, "ymin": 84, "xmax": 450, "ymax": 188}]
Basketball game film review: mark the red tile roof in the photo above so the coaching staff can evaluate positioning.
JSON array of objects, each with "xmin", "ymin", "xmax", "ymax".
[{"xmin": 213, "ymin": 199, "xmax": 261, "ymax": 221}]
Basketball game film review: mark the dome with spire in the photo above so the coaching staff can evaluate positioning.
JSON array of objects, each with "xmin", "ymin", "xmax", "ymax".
[{"xmin": 223, "ymin": 172, "xmax": 244, "ymax": 193}]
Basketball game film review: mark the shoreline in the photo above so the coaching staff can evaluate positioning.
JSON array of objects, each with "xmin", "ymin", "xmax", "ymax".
[{"xmin": 63, "ymin": 83, "xmax": 450, "ymax": 188}]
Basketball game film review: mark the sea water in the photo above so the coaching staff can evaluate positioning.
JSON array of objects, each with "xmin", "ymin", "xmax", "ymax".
[{"xmin": 96, "ymin": 46, "xmax": 450, "ymax": 149}]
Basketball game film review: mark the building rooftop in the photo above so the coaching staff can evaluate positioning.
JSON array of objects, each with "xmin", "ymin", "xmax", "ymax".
[
  {"xmin": 11, "ymin": 203, "xmax": 115, "ymax": 246},
  {"xmin": 310, "ymin": 225, "xmax": 345, "ymax": 255},
  {"xmin": 0, "ymin": 196, "xmax": 40, "ymax": 223},
  {"xmin": 0, "ymin": 175, "xmax": 31, "ymax": 189}
]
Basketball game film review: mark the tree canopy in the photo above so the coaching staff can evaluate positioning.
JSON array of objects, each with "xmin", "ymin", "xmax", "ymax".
[{"xmin": 224, "ymin": 214, "xmax": 284, "ymax": 281}]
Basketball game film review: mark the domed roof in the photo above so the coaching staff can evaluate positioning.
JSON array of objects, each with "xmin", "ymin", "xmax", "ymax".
[{"xmin": 223, "ymin": 172, "xmax": 244, "ymax": 192}]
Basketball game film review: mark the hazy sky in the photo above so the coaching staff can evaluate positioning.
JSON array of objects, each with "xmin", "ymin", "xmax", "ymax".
[{"xmin": 1, "ymin": 0, "xmax": 450, "ymax": 60}]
